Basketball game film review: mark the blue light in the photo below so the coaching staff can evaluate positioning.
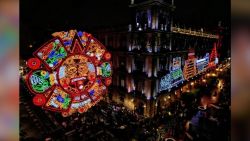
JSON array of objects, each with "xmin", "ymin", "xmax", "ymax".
[
  {"xmin": 90, "ymin": 90, "xmax": 95, "ymax": 96},
  {"xmin": 78, "ymin": 31, "xmax": 83, "ymax": 37},
  {"xmin": 57, "ymin": 95, "xmax": 64, "ymax": 103}
]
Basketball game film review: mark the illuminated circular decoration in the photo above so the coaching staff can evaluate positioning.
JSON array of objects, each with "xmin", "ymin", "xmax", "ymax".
[
  {"xmin": 33, "ymin": 95, "xmax": 46, "ymax": 106},
  {"xmin": 105, "ymin": 78, "xmax": 112, "ymax": 86},
  {"xmin": 104, "ymin": 52, "xmax": 111, "ymax": 61},
  {"xmin": 58, "ymin": 55, "xmax": 96, "ymax": 94},
  {"xmin": 25, "ymin": 30, "xmax": 112, "ymax": 116},
  {"xmin": 28, "ymin": 70, "xmax": 53, "ymax": 93},
  {"xmin": 27, "ymin": 58, "xmax": 41, "ymax": 70}
]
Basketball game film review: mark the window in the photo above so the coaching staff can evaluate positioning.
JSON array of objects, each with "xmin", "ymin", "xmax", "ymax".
[
  {"xmin": 121, "ymin": 79, "xmax": 125, "ymax": 87},
  {"xmin": 134, "ymin": 56, "xmax": 144, "ymax": 72}
]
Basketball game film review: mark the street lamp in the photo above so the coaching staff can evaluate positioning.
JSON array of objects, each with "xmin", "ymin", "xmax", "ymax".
[{"xmin": 191, "ymin": 82, "xmax": 194, "ymax": 86}]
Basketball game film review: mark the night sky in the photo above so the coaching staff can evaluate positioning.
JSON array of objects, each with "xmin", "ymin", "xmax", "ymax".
[{"xmin": 20, "ymin": 0, "xmax": 229, "ymax": 58}]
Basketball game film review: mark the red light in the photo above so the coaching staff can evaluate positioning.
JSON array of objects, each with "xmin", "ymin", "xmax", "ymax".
[
  {"xmin": 105, "ymin": 78, "xmax": 112, "ymax": 86},
  {"xmin": 104, "ymin": 52, "xmax": 111, "ymax": 61},
  {"xmin": 33, "ymin": 95, "xmax": 46, "ymax": 106},
  {"xmin": 27, "ymin": 58, "xmax": 41, "ymax": 70}
]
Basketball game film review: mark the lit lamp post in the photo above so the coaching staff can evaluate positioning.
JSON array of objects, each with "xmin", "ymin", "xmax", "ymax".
[
  {"xmin": 143, "ymin": 104, "xmax": 147, "ymax": 117},
  {"xmin": 190, "ymin": 82, "xmax": 194, "ymax": 90},
  {"xmin": 131, "ymin": 98, "xmax": 135, "ymax": 114},
  {"xmin": 155, "ymin": 102, "xmax": 158, "ymax": 115}
]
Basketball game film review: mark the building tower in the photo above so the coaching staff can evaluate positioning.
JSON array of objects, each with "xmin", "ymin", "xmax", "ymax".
[
  {"xmin": 96, "ymin": 0, "xmax": 219, "ymax": 118},
  {"xmin": 125, "ymin": 0, "xmax": 175, "ymax": 117}
]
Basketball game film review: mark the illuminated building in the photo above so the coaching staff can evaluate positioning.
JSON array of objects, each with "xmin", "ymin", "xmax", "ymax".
[{"xmin": 94, "ymin": 0, "xmax": 220, "ymax": 117}]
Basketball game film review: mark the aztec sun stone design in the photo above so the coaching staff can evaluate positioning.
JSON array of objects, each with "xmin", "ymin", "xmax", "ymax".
[{"xmin": 25, "ymin": 30, "xmax": 112, "ymax": 117}]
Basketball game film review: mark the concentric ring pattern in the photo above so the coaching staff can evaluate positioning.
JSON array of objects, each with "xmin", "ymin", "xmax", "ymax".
[{"xmin": 25, "ymin": 30, "xmax": 112, "ymax": 117}]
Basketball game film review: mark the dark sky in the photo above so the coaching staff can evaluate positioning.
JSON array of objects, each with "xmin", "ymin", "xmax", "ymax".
[
  {"xmin": 20, "ymin": 0, "xmax": 229, "ymax": 58},
  {"xmin": 174, "ymin": 0, "xmax": 229, "ymax": 28}
]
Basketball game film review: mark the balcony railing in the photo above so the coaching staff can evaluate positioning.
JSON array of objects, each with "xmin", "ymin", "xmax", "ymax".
[{"xmin": 171, "ymin": 27, "xmax": 219, "ymax": 39}]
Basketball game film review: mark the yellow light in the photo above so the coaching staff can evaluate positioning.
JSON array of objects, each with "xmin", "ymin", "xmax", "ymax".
[
  {"xmin": 207, "ymin": 73, "xmax": 210, "ymax": 76},
  {"xmin": 212, "ymin": 73, "xmax": 216, "ymax": 76},
  {"xmin": 191, "ymin": 82, "xmax": 194, "ymax": 86},
  {"xmin": 179, "ymin": 113, "xmax": 183, "ymax": 117},
  {"xmin": 202, "ymin": 79, "xmax": 206, "ymax": 82},
  {"xmin": 167, "ymin": 96, "xmax": 171, "ymax": 99},
  {"xmin": 168, "ymin": 111, "xmax": 172, "ymax": 116},
  {"xmin": 164, "ymin": 98, "xmax": 167, "ymax": 101},
  {"xmin": 212, "ymin": 96, "xmax": 217, "ymax": 101}
]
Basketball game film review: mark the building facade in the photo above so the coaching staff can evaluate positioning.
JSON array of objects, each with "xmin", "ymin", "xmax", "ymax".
[{"xmin": 94, "ymin": 0, "xmax": 220, "ymax": 117}]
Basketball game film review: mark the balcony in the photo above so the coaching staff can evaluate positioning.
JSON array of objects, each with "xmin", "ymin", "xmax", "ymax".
[{"xmin": 171, "ymin": 27, "xmax": 219, "ymax": 39}]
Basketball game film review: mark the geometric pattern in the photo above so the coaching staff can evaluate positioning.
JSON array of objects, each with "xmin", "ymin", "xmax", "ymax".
[{"xmin": 25, "ymin": 30, "xmax": 112, "ymax": 117}]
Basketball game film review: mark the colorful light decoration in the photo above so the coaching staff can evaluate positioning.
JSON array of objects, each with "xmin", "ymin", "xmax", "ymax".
[
  {"xmin": 27, "ymin": 58, "xmax": 41, "ymax": 70},
  {"xmin": 196, "ymin": 53, "xmax": 209, "ymax": 74},
  {"xmin": 159, "ymin": 57, "xmax": 184, "ymax": 92},
  {"xmin": 183, "ymin": 59, "xmax": 196, "ymax": 80},
  {"xmin": 183, "ymin": 49, "xmax": 197, "ymax": 80},
  {"xmin": 25, "ymin": 30, "xmax": 112, "ymax": 116},
  {"xmin": 172, "ymin": 57, "xmax": 181, "ymax": 71},
  {"xmin": 209, "ymin": 43, "xmax": 219, "ymax": 68}
]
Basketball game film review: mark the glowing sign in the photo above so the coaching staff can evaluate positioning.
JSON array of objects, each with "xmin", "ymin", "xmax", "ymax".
[
  {"xmin": 159, "ymin": 74, "xmax": 172, "ymax": 91},
  {"xmin": 196, "ymin": 53, "xmax": 209, "ymax": 73},
  {"xmin": 172, "ymin": 57, "xmax": 181, "ymax": 70},
  {"xmin": 183, "ymin": 58, "xmax": 197, "ymax": 80},
  {"xmin": 160, "ymin": 57, "xmax": 184, "ymax": 92},
  {"xmin": 171, "ymin": 68, "xmax": 184, "ymax": 86},
  {"xmin": 159, "ymin": 68, "xmax": 184, "ymax": 92},
  {"xmin": 25, "ymin": 30, "xmax": 112, "ymax": 117}
]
